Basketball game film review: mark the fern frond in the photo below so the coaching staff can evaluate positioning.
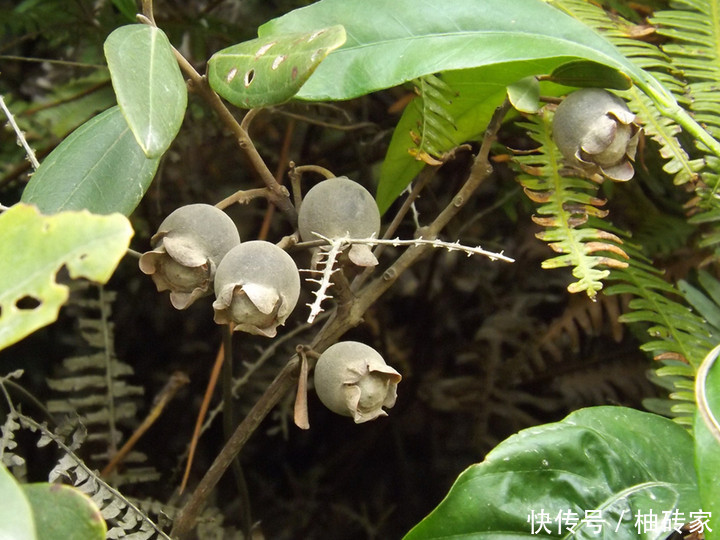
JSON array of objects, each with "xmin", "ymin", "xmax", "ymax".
[
  {"xmin": 407, "ymin": 74, "xmax": 458, "ymax": 163},
  {"xmin": 653, "ymin": 0, "xmax": 720, "ymax": 139},
  {"xmin": 650, "ymin": 0, "xmax": 720, "ymax": 249},
  {"xmin": 605, "ymin": 249, "xmax": 716, "ymax": 424},
  {"xmin": 514, "ymin": 111, "xmax": 629, "ymax": 298},
  {"xmin": 538, "ymin": 292, "xmax": 628, "ymax": 362},
  {"xmin": 46, "ymin": 283, "xmax": 157, "ymax": 485},
  {"xmin": 15, "ymin": 413, "xmax": 171, "ymax": 540}
]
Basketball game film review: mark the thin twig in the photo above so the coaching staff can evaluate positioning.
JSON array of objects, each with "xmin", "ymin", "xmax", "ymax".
[
  {"xmin": 171, "ymin": 356, "xmax": 301, "ymax": 539},
  {"xmin": 101, "ymin": 371, "xmax": 189, "ymax": 477},
  {"xmin": 0, "ymin": 95, "xmax": 40, "ymax": 170},
  {"xmin": 215, "ymin": 187, "xmax": 271, "ymax": 210},
  {"xmin": 161, "ymin": 42, "xmax": 297, "ymax": 223},
  {"xmin": 179, "ymin": 344, "xmax": 225, "ymax": 494}
]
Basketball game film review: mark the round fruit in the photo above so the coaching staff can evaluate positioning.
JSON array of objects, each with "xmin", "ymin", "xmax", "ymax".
[
  {"xmin": 139, "ymin": 204, "xmax": 240, "ymax": 309},
  {"xmin": 212, "ymin": 240, "xmax": 301, "ymax": 337},
  {"xmin": 313, "ymin": 341, "xmax": 401, "ymax": 423},
  {"xmin": 298, "ymin": 177, "xmax": 381, "ymax": 266}
]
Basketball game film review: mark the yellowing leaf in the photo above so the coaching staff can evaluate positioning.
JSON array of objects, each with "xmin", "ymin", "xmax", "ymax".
[{"xmin": 0, "ymin": 204, "xmax": 133, "ymax": 351}]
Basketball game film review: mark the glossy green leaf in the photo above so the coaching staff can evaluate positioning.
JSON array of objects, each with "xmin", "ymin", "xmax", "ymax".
[
  {"xmin": 21, "ymin": 106, "xmax": 160, "ymax": 215},
  {"xmin": 208, "ymin": 25, "xmax": 346, "ymax": 109},
  {"xmin": 549, "ymin": 60, "xmax": 632, "ymax": 90},
  {"xmin": 404, "ymin": 406, "xmax": 700, "ymax": 540},
  {"xmin": 695, "ymin": 345, "xmax": 720, "ymax": 539},
  {"xmin": 23, "ymin": 483, "xmax": 106, "ymax": 540},
  {"xmin": 0, "ymin": 464, "xmax": 36, "ymax": 540},
  {"xmin": 259, "ymin": 0, "xmax": 651, "ymax": 102},
  {"xmin": 104, "ymin": 24, "xmax": 187, "ymax": 157},
  {"xmin": 0, "ymin": 203, "xmax": 133, "ymax": 352}
]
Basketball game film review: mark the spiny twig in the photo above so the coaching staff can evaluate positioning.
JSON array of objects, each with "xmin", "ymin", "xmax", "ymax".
[{"xmin": 0, "ymin": 94, "xmax": 40, "ymax": 170}]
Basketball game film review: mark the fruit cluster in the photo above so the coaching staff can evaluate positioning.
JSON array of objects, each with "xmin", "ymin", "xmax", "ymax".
[{"xmin": 140, "ymin": 177, "xmax": 401, "ymax": 421}]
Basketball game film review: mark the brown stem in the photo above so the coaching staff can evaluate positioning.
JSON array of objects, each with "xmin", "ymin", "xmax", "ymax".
[
  {"xmin": 168, "ymin": 47, "xmax": 297, "ymax": 224},
  {"xmin": 170, "ymin": 356, "xmax": 301, "ymax": 539},
  {"xmin": 102, "ymin": 371, "xmax": 189, "ymax": 477},
  {"xmin": 215, "ymin": 187, "xmax": 271, "ymax": 210}
]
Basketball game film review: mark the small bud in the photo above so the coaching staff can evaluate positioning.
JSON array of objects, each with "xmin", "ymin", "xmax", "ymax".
[
  {"xmin": 314, "ymin": 341, "xmax": 401, "ymax": 423},
  {"xmin": 139, "ymin": 204, "xmax": 240, "ymax": 309},
  {"xmin": 212, "ymin": 241, "xmax": 301, "ymax": 337},
  {"xmin": 552, "ymin": 88, "xmax": 641, "ymax": 181}
]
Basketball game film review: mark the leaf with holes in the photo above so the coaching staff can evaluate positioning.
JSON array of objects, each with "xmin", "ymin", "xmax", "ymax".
[
  {"xmin": 207, "ymin": 25, "xmax": 346, "ymax": 109},
  {"xmin": 21, "ymin": 106, "xmax": 160, "ymax": 215},
  {"xmin": 104, "ymin": 24, "xmax": 188, "ymax": 158},
  {"xmin": 259, "ymin": 0, "xmax": 663, "ymax": 102},
  {"xmin": 0, "ymin": 204, "xmax": 133, "ymax": 352}
]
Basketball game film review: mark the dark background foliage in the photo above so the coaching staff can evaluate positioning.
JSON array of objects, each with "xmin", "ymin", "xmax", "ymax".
[{"xmin": 0, "ymin": 1, "xmax": 671, "ymax": 538}]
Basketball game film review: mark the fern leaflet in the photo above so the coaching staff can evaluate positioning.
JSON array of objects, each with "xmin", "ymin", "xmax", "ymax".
[
  {"xmin": 407, "ymin": 74, "xmax": 458, "ymax": 164},
  {"xmin": 514, "ymin": 111, "xmax": 629, "ymax": 298},
  {"xmin": 605, "ymin": 249, "xmax": 717, "ymax": 424}
]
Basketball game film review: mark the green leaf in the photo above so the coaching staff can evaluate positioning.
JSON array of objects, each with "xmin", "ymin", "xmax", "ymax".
[
  {"xmin": 208, "ymin": 25, "xmax": 346, "ymax": 109},
  {"xmin": 259, "ymin": 0, "xmax": 651, "ymax": 101},
  {"xmin": 695, "ymin": 344, "xmax": 720, "ymax": 539},
  {"xmin": 404, "ymin": 406, "xmax": 700, "ymax": 540},
  {"xmin": 0, "ymin": 464, "xmax": 36, "ymax": 540},
  {"xmin": 549, "ymin": 60, "xmax": 632, "ymax": 90},
  {"xmin": 377, "ymin": 66, "xmax": 517, "ymax": 213},
  {"xmin": 23, "ymin": 483, "xmax": 106, "ymax": 540},
  {"xmin": 111, "ymin": 0, "xmax": 137, "ymax": 21},
  {"xmin": 21, "ymin": 106, "xmax": 160, "ymax": 215},
  {"xmin": 104, "ymin": 24, "xmax": 188, "ymax": 158},
  {"xmin": 507, "ymin": 76, "xmax": 541, "ymax": 113},
  {"xmin": 695, "ymin": 414, "xmax": 720, "ymax": 539},
  {"xmin": 0, "ymin": 203, "xmax": 133, "ymax": 352}
]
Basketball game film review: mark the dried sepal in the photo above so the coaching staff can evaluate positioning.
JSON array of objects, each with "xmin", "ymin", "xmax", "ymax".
[
  {"xmin": 314, "ymin": 341, "xmax": 401, "ymax": 423},
  {"xmin": 212, "ymin": 241, "xmax": 300, "ymax": 337},
  {"xmin": 139, "ymin": 204, "xmax": 240, "ymax": 309}
]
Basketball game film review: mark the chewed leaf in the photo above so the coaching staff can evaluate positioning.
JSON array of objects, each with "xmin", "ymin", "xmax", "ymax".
[
  {"xmin": 208, "ymin": 25, "xmax": 346, "ymax": 108},
  {"xmin": 0, "ymin": 204, "xmax": 133, "ymax": 352}
]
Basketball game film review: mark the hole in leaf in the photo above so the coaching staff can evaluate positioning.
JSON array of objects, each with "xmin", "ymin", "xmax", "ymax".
[
  {"xmin": 16, "ymin": 295, "xmax": 41, "ymax": 310},
  {"xmin": 308, "ymin": 29, "xmax": 325, "ymax": 42},
  {"xmin": 255, "ymin": 42, "xmax": 276, "ymax": 58},
  {"xmin": 244, "ymin": 69, "xmax": 255, "ymax": 87},
  {"xmin": 226, "ymin": 68, "xmax": 238, "ymax": 83},
  {"xmin": 271, "ymin": 55, "xmax": 287, "ymax": 70}
]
